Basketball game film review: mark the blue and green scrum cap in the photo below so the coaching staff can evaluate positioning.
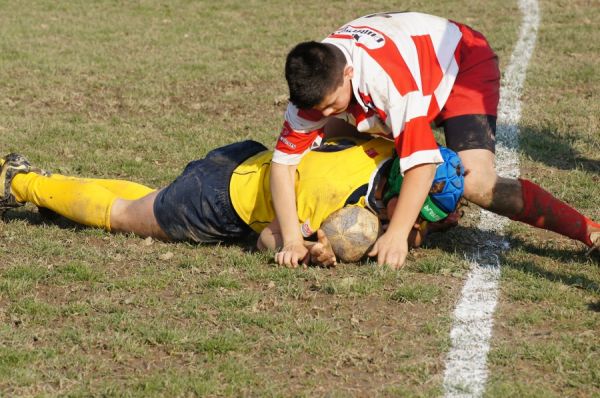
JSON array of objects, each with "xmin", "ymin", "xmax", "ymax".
[{"xmin": 383, "ymin": 147, "xmax": 465, "ymax": 222}]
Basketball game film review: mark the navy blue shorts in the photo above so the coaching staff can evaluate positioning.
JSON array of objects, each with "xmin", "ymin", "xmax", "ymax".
[{"xmin": 153, "ymin": 140, "xmax": 267, "ymax": 243}]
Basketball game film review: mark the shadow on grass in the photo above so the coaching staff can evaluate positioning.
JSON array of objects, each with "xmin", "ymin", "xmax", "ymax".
[
  {"xmin": 3, "ymin": 207, "xmax": 259, "ymax": 251},
  {"xmin": 587, "ymin": 301, "xmax": 600, "ymax": 313},
  {"xmin": 424, "ymin": 225, "xmax": 489, "ymax": 254},
  {"xmin": 425, "ymin": 226, "xmax": 600, "ymax": 298},
  {"xmin": 498, "ymin": 235, "xmax": 599, "ymax": 298},
  {"xmin": 3, "ymin": 207, "xmax": 87, "ymax": 230},
  {"xmin": 519, "ymin": 127, "xmax": 600, "ymax": 173},
  {"xmin": 507, "ymin": 235, "xmax": 593, "ymax": 263},
  {"xmin": 500, "ymin": 254, "xmax": 599, "ymax": 295}
]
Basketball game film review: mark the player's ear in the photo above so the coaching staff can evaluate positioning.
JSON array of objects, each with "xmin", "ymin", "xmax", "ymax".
[{"xmin": 343, "ymin": 65, "xmax": 354, "ymax": 79}]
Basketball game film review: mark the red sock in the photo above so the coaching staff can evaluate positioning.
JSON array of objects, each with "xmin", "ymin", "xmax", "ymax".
[{"xmin": 510, "ymin": 179, "xmax": 598, "ymax": 246}]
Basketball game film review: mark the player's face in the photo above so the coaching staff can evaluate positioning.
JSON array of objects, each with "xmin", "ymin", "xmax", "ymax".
[{"xmin": 313, "ymin": 66, "xmax": 353, "ymax": 117}]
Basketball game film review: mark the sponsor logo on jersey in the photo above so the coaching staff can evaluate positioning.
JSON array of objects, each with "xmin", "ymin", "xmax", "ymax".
[
  {"xmin": 335, "ymin": 25, "xmax": 385, "ymax": 49},
  {"xmin": 301, "ymin": 220, "xmax": 314, "ymax": 237},
  {"xmin": 278, "ymin": 136, "xmax": 296, "ymax": 149}
]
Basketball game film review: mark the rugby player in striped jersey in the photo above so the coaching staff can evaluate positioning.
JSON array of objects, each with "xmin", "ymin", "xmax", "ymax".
[{"xmin": 271, "ymin": 11, "xmax": 599, "ymax": 269}]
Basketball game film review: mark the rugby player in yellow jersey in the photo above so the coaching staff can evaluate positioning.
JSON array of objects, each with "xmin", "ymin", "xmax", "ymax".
[{"xmin": 0, "ymin": 137, "xmax": 463, "ymax": 266}]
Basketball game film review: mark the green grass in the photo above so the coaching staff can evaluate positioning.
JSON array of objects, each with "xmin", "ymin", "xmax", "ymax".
[
  {"xmin": 0, "ymin": 0, "xmax": 598, "ymax": 396},
  {"xmin": 390, "ymin": 283, "xmax": 443, "ymax": 303}
]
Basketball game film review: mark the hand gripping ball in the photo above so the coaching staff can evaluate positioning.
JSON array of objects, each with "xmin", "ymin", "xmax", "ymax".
[{"xmin": 429, "ymin": 147, "xmax": 465, "ymax": 213}]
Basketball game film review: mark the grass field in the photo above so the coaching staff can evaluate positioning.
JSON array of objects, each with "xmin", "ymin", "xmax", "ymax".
[{"xmin": 0, "ymin": 0, "xmax": 598, "ymax": 396}]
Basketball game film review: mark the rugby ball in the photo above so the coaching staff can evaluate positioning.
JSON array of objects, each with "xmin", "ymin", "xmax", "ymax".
[{"xmin": 320, "ymin": 206, "xmax": 381, "ymax": 263}]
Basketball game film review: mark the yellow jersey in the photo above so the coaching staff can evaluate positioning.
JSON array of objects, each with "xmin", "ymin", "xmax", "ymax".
[{"xmin": 229, "ymin": 138, "xmax": 394, "ymax": 237}]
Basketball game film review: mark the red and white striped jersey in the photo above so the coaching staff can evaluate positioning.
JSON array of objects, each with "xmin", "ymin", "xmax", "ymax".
[{"xmin": 273, "ymin": 12, "xmax": 464, "ymax": 174}]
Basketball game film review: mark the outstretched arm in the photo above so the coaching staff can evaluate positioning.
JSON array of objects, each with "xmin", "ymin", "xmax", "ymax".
[
  {"xmin": 257, "ymin": 221, "xmax": 336, "ymax": 267},
  {"xmin": 270, "ymin": 162, "xmax": 309, "ymax": 267},
  {"xmin": 369, "ymin": 163, "xmax": 436, "ymax": 269}
]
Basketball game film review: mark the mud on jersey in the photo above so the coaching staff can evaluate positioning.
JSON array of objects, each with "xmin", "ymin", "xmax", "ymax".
[{"xmin": 274, "ymin": 12, "xmax": 466, "ymax": 174}]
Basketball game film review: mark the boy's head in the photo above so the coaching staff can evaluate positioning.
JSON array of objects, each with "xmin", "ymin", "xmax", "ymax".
[{"xmin": 285, "ymin": 41, "xmax": 353, "ymax": 115}]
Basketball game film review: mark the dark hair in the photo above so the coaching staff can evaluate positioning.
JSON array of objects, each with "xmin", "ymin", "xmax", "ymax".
[{"xmin": 285, "ymin": 41, "xmax": 347, "ymax": 109}]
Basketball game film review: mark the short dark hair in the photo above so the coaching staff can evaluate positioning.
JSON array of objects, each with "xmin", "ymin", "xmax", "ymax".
[{"xmin": 285, "ymin": 41, "xmax": 347, "ymax": 109}]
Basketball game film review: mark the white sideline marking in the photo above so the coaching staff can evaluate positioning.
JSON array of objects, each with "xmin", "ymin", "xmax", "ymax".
[{"xmin": 442, "ymin": 1, "xmax": 540, "ymax": 397}]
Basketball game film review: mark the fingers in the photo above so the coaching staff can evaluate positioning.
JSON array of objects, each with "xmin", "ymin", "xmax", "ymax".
[
  {"xmin": 309, "ymin": 242, "xmax": 337, "ymax": 267},
  {"xmin": 275, "ymin": 242, "xmax": 309, "ymax": 268},
  {"xmin": 301, "ymin": 251, "xmax": 311, "ymax": 269},
  {"xmin": 316, "ymin": 251, "xmax": 336, "ymax": 267},
  {"xmin": 377, "ymin": 250, "xmax": 406, "ymax": 270},
  {"xmin": 316, "ymin": 230, "xmax": 334, "ymax": 254},
  {"xmin": 368, "ymin": 241, "xmax": 379, "ymax": 257},
  {"xmin": 367, "ymin": 238, "xmax": 407, "ymax": 270},
  {"xmin": 274, "ymin": 250, "xmax": 300, "ymax": 268},
  {"xmin": 325, "ymin": 257, "xmax": 337, "ymax": 267}
]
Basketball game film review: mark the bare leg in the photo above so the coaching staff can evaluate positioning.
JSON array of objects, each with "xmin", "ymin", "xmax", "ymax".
[
  {"xmin": 110, "ymin": 190, "xmax": 170, "ymax": 240},
  {"xmin": 459, "ymin": 148, "xmax": 599, "ymax": 248},
  {"xmin": 458, "ymin": 149, "xmax": 524, "ymax": 217}
]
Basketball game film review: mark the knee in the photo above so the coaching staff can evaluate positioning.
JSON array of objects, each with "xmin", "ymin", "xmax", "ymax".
[
  {"xmin": 110, "ymin": 194, "xmax": 169, "ymax": 240},
  {"xmin": 109, "ymin": 198, "xmax": 130, "ymax": 232},
  {"xmin": 463, "ymin": 167, "xmax": 498, "ymax": 208}
]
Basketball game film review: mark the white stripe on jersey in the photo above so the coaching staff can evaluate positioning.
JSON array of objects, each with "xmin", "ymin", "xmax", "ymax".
[
  {"xmin": 272, "ymin": 149, "xmax": 306, "ymax": 165},
  {"xmin": 278, "ymin": 12, "xmax": 463, "ymax": 169},
  {"xmin": 430, "ymin": 22, "xmax": 462, "ymax": 74},
  {"xmin": 385, "ymin": 92, "xmax": 432, "ymax": 140},
  {"xmin": 273, "ymin": 134, "xmax": 323, "ymax": 165},
  {"xmin": 399, "ymin": 148, "xmax": 444, "ymax": 174},
  {"xmin": 405, "ymin": 92, "xmax": 432, "ymax": 121},
  {"xmin": 356, "ymin": 115, "xmax": 379, "ymax": 133},
  {"xmin": 323, "ymin": 12, "xmax": 462, "ymax": 139},
  {"xmin": 285, "ymin": 103, "xmax": 328, "ymax": 133},
  {"xmin": 434, "ymin": 58, "xmax": 459, "ymax": 113}
]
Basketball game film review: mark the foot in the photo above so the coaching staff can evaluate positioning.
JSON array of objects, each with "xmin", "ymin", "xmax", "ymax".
[
  {"xmin": 0, "ymin": 153, "xmax": 50, "ymax": 213},
  {"xmin": 586, "ymin": 228, "xmax": 600, "ymax": 256}
]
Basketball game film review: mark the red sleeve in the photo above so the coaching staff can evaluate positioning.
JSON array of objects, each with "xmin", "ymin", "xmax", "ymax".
[
  {"xmin": 394, "ymin": 116, "xmax": 442, "ymax": 172},
  {"xmin": 275, "ymin": 121, "xmax": 323, "ymax": 155},
  {"xmin": 272, "ymin": 103, "xmax": 328, "ymax": 165}
]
